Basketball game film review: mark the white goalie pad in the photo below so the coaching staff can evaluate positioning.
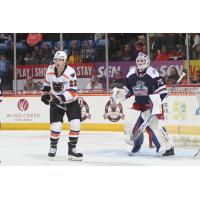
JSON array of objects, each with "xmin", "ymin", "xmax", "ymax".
[
  {"xmin": 149, "ymin": 94, "xmax": 162, "ymax": 115},
  {"xmin": 111, "ymin": 87, "xmax": 128, "ymax": 105}
]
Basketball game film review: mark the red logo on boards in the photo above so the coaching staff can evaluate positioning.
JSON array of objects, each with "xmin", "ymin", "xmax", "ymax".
[{"xmin": 17, "ymin": 99, "xmax": 29, "ymax": 111}]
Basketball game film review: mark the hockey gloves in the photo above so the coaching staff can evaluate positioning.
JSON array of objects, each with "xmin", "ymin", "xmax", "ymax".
[
  {"xmin": 41, "ymin": 93, "xmax": 51, "ymax": 105},
  {"xmin": 51, "ymin": 95, "xmax": 65, "ymax": 105}
]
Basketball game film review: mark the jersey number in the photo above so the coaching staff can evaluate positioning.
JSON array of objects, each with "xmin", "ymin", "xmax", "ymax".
[{"xmin": 69, "ymin": 80, "xmax": 77, "ymax": 87}]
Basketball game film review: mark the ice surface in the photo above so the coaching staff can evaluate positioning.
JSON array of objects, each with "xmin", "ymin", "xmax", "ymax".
[{"xmin": 0, "ymin": 131, "xmax": 200, "ymax": 166}]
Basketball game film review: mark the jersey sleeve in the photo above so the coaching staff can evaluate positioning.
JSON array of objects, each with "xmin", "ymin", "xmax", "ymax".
[
  {"xmin": 61, "ymin": 68, "xmax": 78, "ymax": 104},
  {"xmin": 43, "ymin": 65, "xmax": 53, "ymax": 92},
  {"xmin": 153, "ymin": 76, "xmax": 168, "ymax": 101}
]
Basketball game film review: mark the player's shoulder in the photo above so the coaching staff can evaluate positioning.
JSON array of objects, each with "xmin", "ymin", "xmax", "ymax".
[
  {"xmin": 63, "ymin": 65, "xmax": 76, "ymax": 78},
  {"xmin": 126, "ymin": 67, "xmax": 136, "ymax": 78},
  {"xmin": 146, "ymin": 66, "xmax": 160, "ymax": 79},
  {"xmin": 65, "ymin": 65, "xmax": 75, "ymax": 73},
  {"xmin": 46, "ymin": 64, "xmax": 55, "ymax": 74}
]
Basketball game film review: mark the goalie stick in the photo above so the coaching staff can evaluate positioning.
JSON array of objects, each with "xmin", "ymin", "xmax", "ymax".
[{"xmin": 132, "ymin": 72, "xmax": 186, "ymax": 142}]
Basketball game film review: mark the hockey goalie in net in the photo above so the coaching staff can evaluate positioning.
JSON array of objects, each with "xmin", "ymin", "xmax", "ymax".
[{"xmin": 111, "ymin": 52, "xmax": 175, "ymax": 157}]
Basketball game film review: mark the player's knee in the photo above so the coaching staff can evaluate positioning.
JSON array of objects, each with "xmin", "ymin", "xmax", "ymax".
[
  {"xmin": 51, "ymin": 122, "xmax": 62, "ymax": 132},
  {"xmin": 70, "ymin": 119, "xmax": 80, "ymax": 131}
]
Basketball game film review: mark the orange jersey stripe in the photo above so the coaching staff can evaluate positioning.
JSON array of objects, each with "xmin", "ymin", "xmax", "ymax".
[
  {"xmin": 62, "ymin": 74, "xmax": 69, "ymax": 79},
  {"xmin": 44, "ymin": 79, "xmax": 49, "ymax": 84},
  {"xmin": 68, "ymin": 90, "xmax": 77, "ymax": 97},
  {"xmin": 47, "ymin": 72, "xmax": 55, "ymax": 75}
]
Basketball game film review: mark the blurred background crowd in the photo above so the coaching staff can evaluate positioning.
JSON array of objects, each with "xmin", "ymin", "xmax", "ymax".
[{"xmin": 0, "ymin": 33, "xmax": 200, "ymax": 93}]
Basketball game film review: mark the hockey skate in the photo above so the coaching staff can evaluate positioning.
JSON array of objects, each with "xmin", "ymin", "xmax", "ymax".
[
  {"xmin": 68, "ymin": 146, "xmax": 83, "ymax": 161},
  {"xmin": 162, "ymin": 147, "xmax": 174, "ymax": 156},
  {"xmin": 48, "ymin": 147, "xmax": 57, "ymax": 157}
]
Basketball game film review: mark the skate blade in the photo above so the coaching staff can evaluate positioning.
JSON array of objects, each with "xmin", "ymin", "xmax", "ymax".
[{"xmin": 68, "ymin": 155, "xmax": 83, "ymax": 161}]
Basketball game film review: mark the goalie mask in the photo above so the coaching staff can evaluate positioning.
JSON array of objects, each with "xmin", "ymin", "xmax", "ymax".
[
  {"xmin": 53, "ymin": 51, "xmax": 67, "ymax": 64},
  {"xmin": 136, "ymin": 52, "xmax": 150, "ymax": 73}
]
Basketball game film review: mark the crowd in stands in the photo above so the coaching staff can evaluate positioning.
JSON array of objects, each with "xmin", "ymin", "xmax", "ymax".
[
  {"xmin": 1, "ymin": 33, "xmax": 200, "ymax": 65},
  {"xmin": 0, "ymin": 33, "xmax": 200, "ymax": 91}
]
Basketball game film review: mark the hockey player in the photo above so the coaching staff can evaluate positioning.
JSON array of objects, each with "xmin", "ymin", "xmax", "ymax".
[
  {"xmin": 41, "ymin": 51, "xmax": 83, "ymax": 161},
  {"xmin": 112, "ymin": 52, "xmax": 174, "ymax": 156}
]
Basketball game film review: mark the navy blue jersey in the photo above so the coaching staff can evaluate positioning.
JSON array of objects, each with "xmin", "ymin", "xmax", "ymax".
[{"xmin": 126, "ymin": 67, "xmax": 168, "ymax": 105}]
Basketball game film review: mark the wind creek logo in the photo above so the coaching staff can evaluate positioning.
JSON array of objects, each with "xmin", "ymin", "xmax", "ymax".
[
  {"xmin": 103, "ymin": 97, "xmax": 124, "ymax": 122},
  {"xmin": 6, "ymin": 98, "xmax": 40, "ymax": 122},
  {"xmin": 17, "ymin": 99, "xmax": 29, "ymax": 111},
  {"xmin": 78, "ymin": 97, "xmax": 91, "ymax": 121},
  {"xmin": 132, "ymin": 80, "xmax": 148, "ymax": 96}
]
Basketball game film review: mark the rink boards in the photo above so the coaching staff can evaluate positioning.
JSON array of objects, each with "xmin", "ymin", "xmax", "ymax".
[{"xmin": 0, "ymin": 94, "xmax": 200, "ymax": 135}]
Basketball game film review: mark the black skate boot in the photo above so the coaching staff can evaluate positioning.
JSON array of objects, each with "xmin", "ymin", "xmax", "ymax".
[
  {"xmin": 48, "ymin": 147, "xmax": 57, "ymax": 157},
  {"xmin": 162, "ymin": 147, "xmax": 174, "ymax": 156},
  {"xmin": 68, "ymin": 143, "xmax": 83, "ymax": 161}
]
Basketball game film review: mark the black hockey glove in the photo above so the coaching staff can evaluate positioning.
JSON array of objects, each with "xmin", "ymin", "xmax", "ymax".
[
  {"xmin": 51, "ymin": 95, "xmax": 65, "ymax": 105},
  {"xmin": 42, "ymin": 86, "xmax": 51, "ymax": 92},
  {"xmin": 41, "ymin": 94, "xmax": 51, "ymax": 105}
]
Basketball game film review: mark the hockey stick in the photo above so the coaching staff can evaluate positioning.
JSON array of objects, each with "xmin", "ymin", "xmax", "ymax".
[
  {"xmin": 193, "ymin": 149, "xmax": 200, "ymax": 159},
  {"xmin": 133, "ymin": 72, "xmax": 186, "ymax": 141},
  {"xmin": 48, "ymin": 93, "xmax": 68, "ymax": 111}
]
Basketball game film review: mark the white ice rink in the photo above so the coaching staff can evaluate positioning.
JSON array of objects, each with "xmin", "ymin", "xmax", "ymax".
[{"xmin": 0, "ymin": 130, "xmax": 200, "ymax": 166}]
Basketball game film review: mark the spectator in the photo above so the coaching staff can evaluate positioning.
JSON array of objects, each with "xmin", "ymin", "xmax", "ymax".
[
  {"xmin": 134, "ymin": 40, "xmax": 145, "ymax": 54},
  {"xmin": 109, "ymin": 36, "xmax": 121, "ymax": 61},
  {"xmin": 81, "ymin": 40, "xmax": 94, "ymax": 63},
  {"xmin": 192, "ymin": 44, "xmax": 200, "ymax": 60},
  {"xmin": 24, "ymin": 76, "xmax": 37, "ymax": 90},
  {"xmin": 68, "ymin": 49, "xmax": 82, "ymax": 64},
  {"xmin": 17, "ymin": 53, "xmax": 26, "ymax": 65},
  {"xmin": 86, "ymin": 75, "xmax": 103, "ymax": 90},
  {"xmin": 121, "ymin": 44, "xmax": 134, "ymax": 61},
  {"xmin": 188, "ymin": 33, "xmax": 200, "ymax": 49},
  {"xmin": 0, "ymin": 33, "xmax": 12, "ymax": 43},
  {"xmin": 40, "ymin": 43, "xmax": 53, "ymax": 63},
  {"xmin": 110, "ymin": 71, "xmax": 126, "ymax": 89},
  {"xmin": 67, "ymin": 40, "xmax": 82, "ymax": 64},
  {"xmin": 149, "ymin": 34, "xmax": 162, "ymax": 60},
  {"xmin": 24, "ymin": 52, "xmax": 31, "ymax": 64},
  {"xmin": 155, "ymin": 45, "xmax": 172, "ymax": 61},
  {"xmin": 191, "ymin": 70, "xmax": 200, "ymax": 84},
  {"xmin": 35, "ymin": 81, "xmax": 43, "ymax": 90},
  {"xmin": 167, "ymin": 67, "xmax": 179, "ymax": 84}
]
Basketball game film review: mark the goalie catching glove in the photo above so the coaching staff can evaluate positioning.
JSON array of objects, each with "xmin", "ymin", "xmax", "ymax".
[{"xmin": 111, "ymin": 86, "xmax": 130, "ymax": 105}]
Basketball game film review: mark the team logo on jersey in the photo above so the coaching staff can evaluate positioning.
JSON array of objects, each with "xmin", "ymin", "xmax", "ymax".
[
  {"xmin": 52, "ymin": 82, "xmax": 64, "ymax": 92},
  {"xmin": 132, "ymin": 80, "xmax": 148, "ymax": 96},
  {"xmin": 17, "ymin": 99, "xmax": 29, "ymax": 111},
  {"xmin": 103, "ymin": 97, "xmax": 124, "ymax": 122},
  {"xmin": 77, "ymin": 97, "xmax": 91, "ymax": 121}
]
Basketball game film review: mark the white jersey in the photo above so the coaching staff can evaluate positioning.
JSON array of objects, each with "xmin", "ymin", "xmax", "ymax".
[{"xmin": 43, "ymin": 64, "xmax": 78, "ymax": 104}]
